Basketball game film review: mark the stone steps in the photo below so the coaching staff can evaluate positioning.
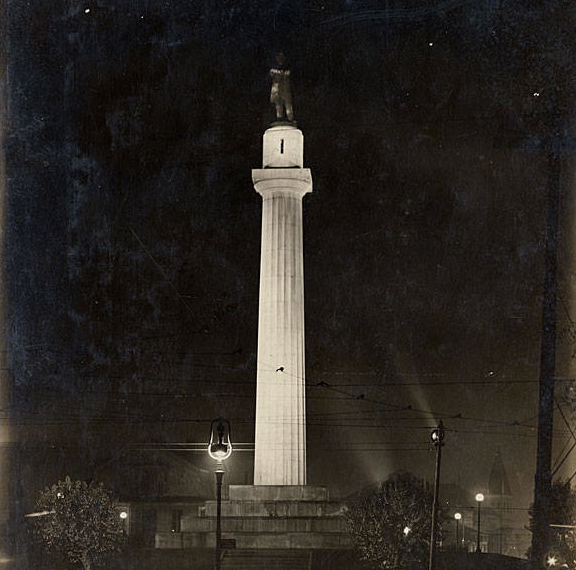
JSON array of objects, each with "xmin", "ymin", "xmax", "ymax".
[{"xmin": 220, "ymin": 549, "xmax": 312, "ymax": 569}]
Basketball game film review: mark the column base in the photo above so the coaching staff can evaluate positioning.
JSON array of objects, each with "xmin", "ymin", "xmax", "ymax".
[
  {"xmin": 156, "ymin": 484, "xmax": 350, "ymax": 551},
  {"xmin": 228, "ymin": 485, "xmax": 329, "ymax": 502}
]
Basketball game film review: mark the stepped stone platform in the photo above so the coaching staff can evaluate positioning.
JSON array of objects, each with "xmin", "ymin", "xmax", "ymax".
[
  {"xmin": 156, "ymin": 485, "xmax": 352, "ymax": 551},
  {"xmin": 229, "ymin": 485, "xmax": 330, "ymax": 501},
  {"xmin": 221, "ymin": 549, "xmax": 312, "ymax": 569},
  {"xmin": 220, "ymin": 548, "xmax": 365, "ymax": 569}
]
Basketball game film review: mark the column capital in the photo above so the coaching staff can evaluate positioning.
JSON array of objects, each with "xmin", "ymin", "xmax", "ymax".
[{"xmin": 252, "ymin": 168, "xmax": 312, "ymax": 199}]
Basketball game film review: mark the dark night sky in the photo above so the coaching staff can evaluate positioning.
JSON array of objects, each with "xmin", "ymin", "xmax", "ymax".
[{"xmin": 4, "ymin": 0, "xmax": 576, "ymax": 518}]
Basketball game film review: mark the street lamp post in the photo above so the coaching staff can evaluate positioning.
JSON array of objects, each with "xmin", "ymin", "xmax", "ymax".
[
  {"xmin": 428, "ymin": 421, "xmax": 445, "ymax": 570},
  {"xmin": 454, "ymin": 512, "xmax": 462, "ymax": 551},
  {"xmin": 475, "ymin": 493, "xmax": 485, "ymax": 553},
  {"xmin": 215, "ymin": 466, "xmax": 224, "ymax": 568},
  {"xmin": 208, "ymin": 418, "xmax": 232, "ymax": 570}
]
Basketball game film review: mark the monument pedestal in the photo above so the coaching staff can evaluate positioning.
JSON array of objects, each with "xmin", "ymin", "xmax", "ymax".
[
  {"xmin": 228, "ymin": 484, "xmax": 329, "ymax": 502},
  {"xmin": 204, "ymin": 485, "xmax": 349, "ymax": 550},
  {"xmin": 156, "ymin": 484, "xmax": 351, "ymax": 554}
]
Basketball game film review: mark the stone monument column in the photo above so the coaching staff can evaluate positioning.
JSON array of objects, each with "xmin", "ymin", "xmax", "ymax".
[
  {"xmin": 185, "ymin": 90, "xmax": 349, "ymax": 562},
  {"xmin": 252, "ymin": 124, "xmax": 312, "ymax": 486}
]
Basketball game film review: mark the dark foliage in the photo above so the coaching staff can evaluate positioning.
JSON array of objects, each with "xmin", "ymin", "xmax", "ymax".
[{"xmin": 345, "ymin": 471, "xmax": 437, "ymax": 569}]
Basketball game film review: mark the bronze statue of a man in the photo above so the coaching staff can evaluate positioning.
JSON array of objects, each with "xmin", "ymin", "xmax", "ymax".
[{"xmin": 270, "ymin": 53, "xmax": 293, "ymax": 122}]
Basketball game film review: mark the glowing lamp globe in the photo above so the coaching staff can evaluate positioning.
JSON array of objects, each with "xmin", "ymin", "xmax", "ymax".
[
  {"xmin": 208, "ymin": 418, "xmax": 232, "ymax": 462},
  {"xmin": 209, "ymin": 441, "xmax": 232, "ymax": 461},
  {"xmin": 430, "ymin": 421, "xmax": 445, "ymax": 446}
]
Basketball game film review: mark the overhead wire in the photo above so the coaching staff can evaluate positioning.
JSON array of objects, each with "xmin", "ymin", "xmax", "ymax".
[
  {"xmin": 255, "ymin": 362, "xmax": 540, "ymax": 434},
  {"xmin": 552, "ymin": 398, "xmax": 576, "ymax": 479},
  {"xmin": 6, "ymin": 347, "xmax": 551, "ymax": 445}
]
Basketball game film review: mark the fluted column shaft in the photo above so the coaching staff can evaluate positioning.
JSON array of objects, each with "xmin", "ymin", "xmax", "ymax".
[{"xmin": 252, "ymin": 170, "xmax": 311, "ymax": 486}]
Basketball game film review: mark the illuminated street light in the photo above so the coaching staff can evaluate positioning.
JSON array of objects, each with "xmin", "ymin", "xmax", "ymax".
[
  {"xmin": 208, "ymin": 418, "xmax": 232, "ymax": 570},
  {"xmin": 428, "ymin": 421, "xmax": 445, "ymax": 570},
  {"xmin": 475, "ymin": 493, "xmax": 485, "ymax": 553},
  {"xmin": 454, "ymin": 512, "xmax": 462, "ymax": 550},
  {"xmin": 208, "ymin": 417, "xmax": 232, "ymax": 462}
]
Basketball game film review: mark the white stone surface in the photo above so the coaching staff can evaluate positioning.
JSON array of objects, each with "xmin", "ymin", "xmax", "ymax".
[
  {"xmin": 252, "ymin": 125, "xmax": 312, "ymax": 486},
  {"xmin": 262, "ymin": 125, "xmax": 304, "ymax": 168},
  {"xmin": 228, "ymin": 485, "xmax": 329, "ymax": 502}
]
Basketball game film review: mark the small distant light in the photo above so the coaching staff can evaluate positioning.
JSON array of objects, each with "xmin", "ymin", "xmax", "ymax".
[
  {"xmin": 533, "ymin": 92, "xmax": 540, "ymax": 97},
  {"xmin": 547, "ymin": 556, "xmax": 557, "ymax": 567},
  {"xmin": 431, "ymin": 423, "xmax": 445, "ymax": 446},
  {"xmin": 56, "ymin": 492, "xmax": 64, "ymax": 499},
  {"xmin": 476, "ymin": 493, "xmax": 485, "ymax": 502},
  {"xmin": 429, "ymin": 42, "xmax": 434, "ymax": 47},
  {"xmin": 119, "ymin": 511, "xmax": 128, "ymax": 519},
  {"xmin": 85, "ymin": 8, "xmax": 90, "ymax": 13},
  {"xmin": 403, "ymin": 526, "xmax": 411, "ymax": 536},
  {"xmin": 454, "ymin": 512, "xmax": 462, "ymax": 520}
]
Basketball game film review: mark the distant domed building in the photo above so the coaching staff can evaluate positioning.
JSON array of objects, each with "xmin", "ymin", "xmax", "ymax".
[{"xmin": 484, "ymin": 451, "xmax": 529, "ymax": 557}]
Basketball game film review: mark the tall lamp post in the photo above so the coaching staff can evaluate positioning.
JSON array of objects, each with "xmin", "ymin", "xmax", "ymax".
[
  {"xmin": 208, "ymin": 418, "xmax": 232, "ymax": 570},
  {"xmin": 454, "ymin": 512, "xmax": 462, "ymax": 551},
  {"xmin": 428, "ymin": 421, "xmax": 445, "ymax": 570},
  {"xmin": 475, "ymin": 493, "xmax": 485, "ymax": 553}
]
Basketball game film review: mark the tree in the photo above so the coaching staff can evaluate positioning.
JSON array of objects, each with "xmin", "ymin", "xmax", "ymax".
[
  {"xmin": 32, "ymin": 476, "xmax": 125, "ymax": 570},
  {"xmin": 529, "ymin": 479, "xmax": 576, "ymax": 568},
  {"xmin": 345, "ymin": 471, "xmax": 436, "ymax": 570}
]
